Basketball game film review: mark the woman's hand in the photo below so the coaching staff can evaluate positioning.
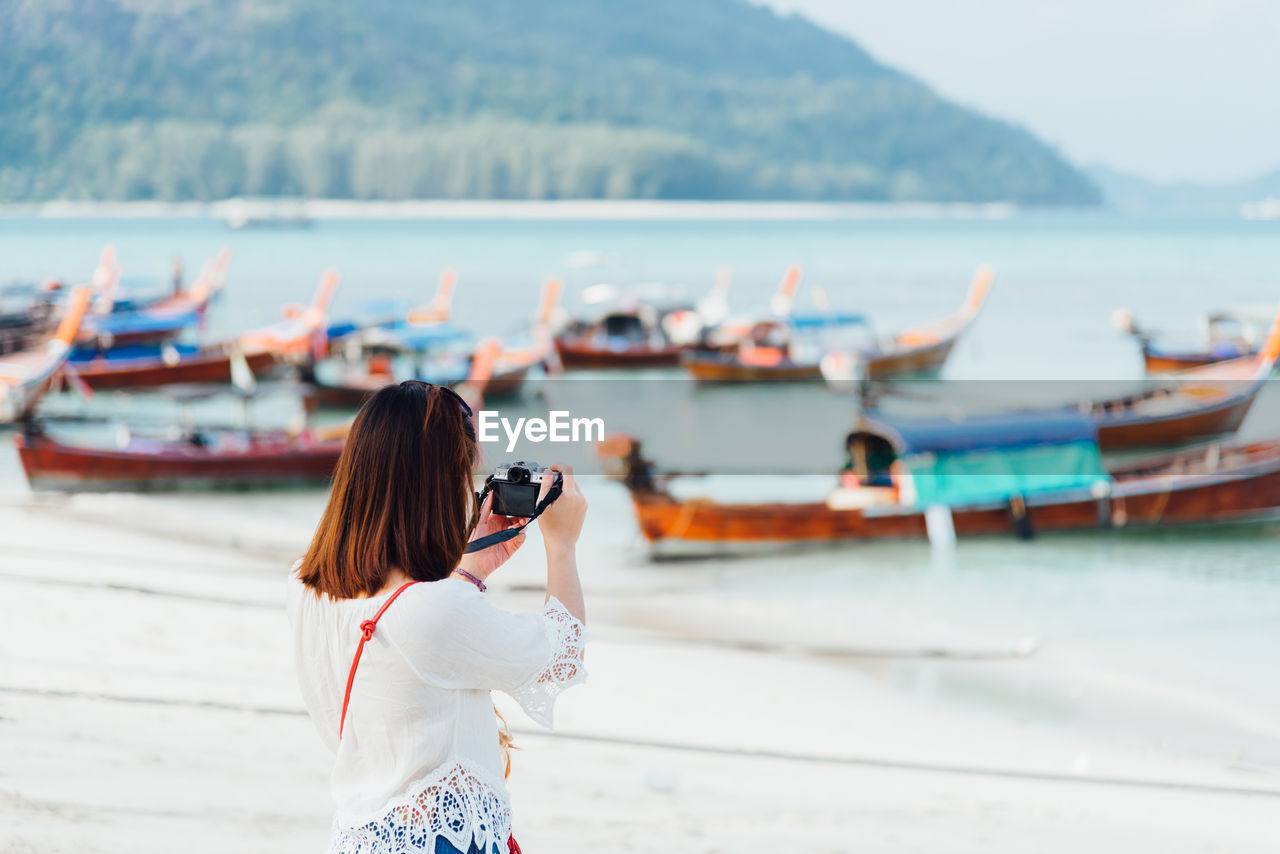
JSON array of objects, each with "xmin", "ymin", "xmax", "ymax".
[
  {"xmin": 538, "ymin": 463, "xmax": 587, "ymax": 553},
  {"xmin": 457, "ymin": 492, "xmax": 527, "ymax": 581}
]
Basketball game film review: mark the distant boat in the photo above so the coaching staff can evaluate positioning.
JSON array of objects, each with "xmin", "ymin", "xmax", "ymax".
[
  {"xmin": 687, "ymin": 266, "xmax": 993, "ymax": 383},
  {"xmin": 0, "ymin": 288, "xmax": 91, "ymax": 423},
  {"xmin": 306, "ymin": 278, "xmax": 557, "ymax": 409},
  {"xmin": 77, "ymin": 248, "xmax": 230, "ymax": 349},
  {"xmin": 0, "ymin": 281, "xmax": 59, "ymax": 356},
  {"xmin": 1114, "ymin": 305, "xmax": 1272, "ymax": 372},
  {"xmin": 15, "ymin": 327, "xmax": 499, "ymax": 492},
  {"xmin": 64, "ymin": 270, "xmax": 340, "ymax": 390},
  {"xmin": 1087, "ymin": 307, "xmax": 1280, "ymax": 450},
  {"xmin": 552, "ymin": 279, "xmax": 691, "ymax": 369},
  {"xmin": 15, "ymin": 425, "xmax": 346, "ymax": 491},
  {"xmin": 600, "ymin": 410, "xmax": 1280, "ymax": 553},
  {"xmin": 221, "ymin": 197, "xmax": 312, "ymax": 230}
]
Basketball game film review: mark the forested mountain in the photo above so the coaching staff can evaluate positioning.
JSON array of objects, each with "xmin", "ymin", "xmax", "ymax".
[{"xmin": 0, "ymin": 0, "xmax": 1099, "ymax": 204}]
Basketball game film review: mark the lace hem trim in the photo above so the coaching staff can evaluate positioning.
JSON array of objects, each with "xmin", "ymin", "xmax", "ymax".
[
  {"xmin": 508, "ymin": 596, "xmax": 587, "ymax": 728},
  {"xmin": 330, "ymin": 761, "xmax": 510, "ymax": 854}
]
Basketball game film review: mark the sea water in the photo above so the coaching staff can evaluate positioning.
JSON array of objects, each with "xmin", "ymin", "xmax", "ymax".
[{"xmin": 1, "ymin": 208, "xmax": 1276, "ymax": 772}]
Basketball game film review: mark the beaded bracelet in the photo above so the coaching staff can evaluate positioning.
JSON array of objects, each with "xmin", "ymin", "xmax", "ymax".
[{"xmin": 453, "ymin": 568, "xmax": 487, "ymax": 592}]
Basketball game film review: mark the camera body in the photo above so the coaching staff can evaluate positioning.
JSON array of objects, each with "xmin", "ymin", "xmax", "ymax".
[{"xmin": 488, "ymin": 461, "xmax": 562, "ymax": 518}]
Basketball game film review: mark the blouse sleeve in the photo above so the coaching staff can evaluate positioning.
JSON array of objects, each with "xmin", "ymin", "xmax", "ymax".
[{"xmin": 391, "ymin": 581, "xmax": 587, "ymax": 728}]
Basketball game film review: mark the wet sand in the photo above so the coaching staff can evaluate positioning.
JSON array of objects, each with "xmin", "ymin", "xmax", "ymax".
[{"xmin": 1, "ymin": 492, "xmax": 1278, "ymax": 853}]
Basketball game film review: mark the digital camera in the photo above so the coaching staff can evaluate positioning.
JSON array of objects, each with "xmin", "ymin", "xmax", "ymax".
[{"xmin": 488, "ymin": 461, "xmax": 562, "ymax": 518}]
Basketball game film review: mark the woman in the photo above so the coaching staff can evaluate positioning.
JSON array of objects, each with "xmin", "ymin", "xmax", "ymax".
[{"xmin": 287, "ymin": 381, "xmax": 588, "ymax": 854}]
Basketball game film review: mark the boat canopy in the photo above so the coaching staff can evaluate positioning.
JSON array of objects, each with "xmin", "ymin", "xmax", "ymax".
[
  {"xmin": 356, "ymin": 322, "xmax": 471, "ymax": 352},
  {"xmin": 848, "ymin": 410, "xmax": 1108, "ymax": 507},
  {"xmin": 83, "ymin": 309, "xmax": 200, "ymax": 337},
  {"xmin": 69, "ymin": 342, "xmax": 202, "ymax": 362}
]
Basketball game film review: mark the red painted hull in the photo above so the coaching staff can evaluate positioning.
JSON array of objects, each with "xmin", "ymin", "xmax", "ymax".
[
  {"xmin": 625, "ymin": 440, "xmax": 1280, "ymax": 547},
  {"xmin": 15, "ymin": 430, "xmax": 343, "ymax": 491},
  {"xmin": 555, "ymin": 337, "xmax": 682, "ymax": 369},
  {"xmin": 71, "ymin": 349, "xmax": 280, "ymax": 390}
]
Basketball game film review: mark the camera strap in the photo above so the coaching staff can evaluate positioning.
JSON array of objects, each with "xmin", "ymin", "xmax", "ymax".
[{"xmin": 464, "ymin": 479, "xmax": 564, "ymax": 554}]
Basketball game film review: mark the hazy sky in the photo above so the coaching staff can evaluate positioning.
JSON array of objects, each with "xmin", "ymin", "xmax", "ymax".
[{"xmin": 761, "ymin": 0, "xmax": 1279, "ymax": 184}]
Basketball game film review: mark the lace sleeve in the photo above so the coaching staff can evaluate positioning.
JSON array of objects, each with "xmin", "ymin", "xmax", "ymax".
[{"xmin": 508, "ymin": 596, "xmax": 587, "ymax": 728}]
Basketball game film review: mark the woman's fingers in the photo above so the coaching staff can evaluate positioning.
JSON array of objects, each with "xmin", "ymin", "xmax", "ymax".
[
  {"xmin": 538, "ymin": 462, "xmax": 587, "ymax": 548},
  {"xmin": 546, "ymin": 462, "xmax": 578, "ymax": 496},
  {"xmin": 537, "ymin": 465, "xmax": 563, "ymax": 502}
]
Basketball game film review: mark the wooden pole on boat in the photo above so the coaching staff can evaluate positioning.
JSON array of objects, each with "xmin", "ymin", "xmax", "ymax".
[
  {"xmin": 769, "ymin": 265, "xmax": 802, "ymax": 317},
  {"xmin": 455, "ymin": 337, "xmax": 500, "ymax": 413},
  {"xmin": 963, "ymin": 264, "xmax": 995, "ymax": 317}
]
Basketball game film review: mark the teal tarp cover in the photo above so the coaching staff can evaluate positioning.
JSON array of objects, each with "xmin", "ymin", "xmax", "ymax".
[{"xmin": 903, "ymin": 439, "xmax": 1109, "ymax": 508}]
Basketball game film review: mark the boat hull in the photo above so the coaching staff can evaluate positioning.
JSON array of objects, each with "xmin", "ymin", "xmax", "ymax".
[
  {"xmin": 481, "ymin": 364, "xmax": 530, "ymax": 399},
  {"xmin": 863, "ymin": 337, "xmax": 958, "ymax": 378},
  {"xmin": 625, "ymin": 441, "xmax": 1280, "ymax": 547},
  {"xmin": 1094, "ymin": 390, "xmax": 1258, "ymax": 450},
  {"xmin": 555, "ymin": 337, "xmax": 682, "ymax": 369},
  {"xmin": 69, "ymin": 348, "xmax": 279, "ymax": 390},
  {"xmin": 303, "ymin": 364, "xmax": 531, "ymax": 411},
  {"xmin": 682, "ymin": 352, "xmax": 822, "ymax": 383},
  {"xmin": 15, "ymin": 431, "xmax": 342, "ymax": 491},
  {"xmin": 1141, "ymin": 349, "xmax": 1258, "ymax": 373},
  {"xmin": 685, "ymin": 338, "xmax": 960, "ymax": 383}
]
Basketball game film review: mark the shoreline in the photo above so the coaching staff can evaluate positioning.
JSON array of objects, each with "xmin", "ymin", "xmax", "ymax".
[{"xmin": 0, "ymin": 198, "xmax": 1023, "ymax": 222}]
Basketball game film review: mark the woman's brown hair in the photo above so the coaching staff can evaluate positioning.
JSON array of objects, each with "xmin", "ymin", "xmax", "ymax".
[{"xmin": 299, "ymin": 381, "xmax": 478, "ymax": 599}]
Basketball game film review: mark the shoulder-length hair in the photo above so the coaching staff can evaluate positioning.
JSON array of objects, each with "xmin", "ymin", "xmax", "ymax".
[{"xmin": 299, "ymin": 381, "xmax": 478, "ymax": 599}]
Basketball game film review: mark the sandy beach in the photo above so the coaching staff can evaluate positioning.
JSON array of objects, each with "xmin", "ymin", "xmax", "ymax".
[{"xmin": 2, "ymin": 482, "xmax": 1277, "ymax": 854}]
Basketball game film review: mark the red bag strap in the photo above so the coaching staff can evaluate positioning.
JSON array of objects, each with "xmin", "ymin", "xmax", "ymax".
[{"xmin": 339, "ymin": 581, "xmax": 420, "ymax": 739}]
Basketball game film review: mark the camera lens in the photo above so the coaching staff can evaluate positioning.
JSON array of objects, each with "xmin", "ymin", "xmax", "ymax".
[{"xmin": 509, "ymin": 466, "xmax": 529, "ymax": 484}]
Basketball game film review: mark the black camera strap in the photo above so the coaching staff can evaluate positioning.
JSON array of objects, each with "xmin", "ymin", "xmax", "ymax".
[{"xmin": 464, "ymin": 478, "xmax": 564, "ymax": 554}]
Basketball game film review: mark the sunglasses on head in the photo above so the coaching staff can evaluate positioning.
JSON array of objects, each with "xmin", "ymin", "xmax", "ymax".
[{"xmin": 400, "ymin": 380, "xmax": 473, "ymax": 419}]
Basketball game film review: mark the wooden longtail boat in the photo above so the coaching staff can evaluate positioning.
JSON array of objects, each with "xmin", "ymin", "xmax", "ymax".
[
  {"xmin": 325, "ymin": 268, "xmax": 458, "ymax": 355},
  {"xmin": 688, "ymin": 266, "xmax": 993, "ymax": 383},
  {"xmin": 15, "ymin": 426, "xmax": 345, "ymax": 491},
  {"xmin": 1088, "ymin": 307, "xmax": 1280, "ymax": 450},
  {"xmin": 1113, "ymin": 307, "xmax": 1270, "ymax": 373},
  {"xmin": 0, "ymin": 283, "xmax": 59, "ymax": 355},
  {"xmin": 15, "ymin": 335, "xmax": 502, "ymax": 493},
  {"xmin": 307, "ymin": 282, "xmax": 558, "ymax": 409},
  {"xmin": 63, "ymin": 270, "xmax": 341, "ymax": 390},
  {"xmin": 0, "ymin": 288, "xmax": 92, "ymax": 423},
  {"xmin": 601, "ymin": 412, "xmax": 1280, "ymax": 552},
  {"xmin": 552, "ymin": 279, "xmax": 688, "ymax": 369},
  {"xmin": 77, "ymin": 249, "xmax": 230, "ymax": 348}
]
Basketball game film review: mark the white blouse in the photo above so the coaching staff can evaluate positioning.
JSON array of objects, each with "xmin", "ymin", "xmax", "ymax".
[{"xmin": 286, "ymin": 571, "xmax": 587, "ymax": 854}]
